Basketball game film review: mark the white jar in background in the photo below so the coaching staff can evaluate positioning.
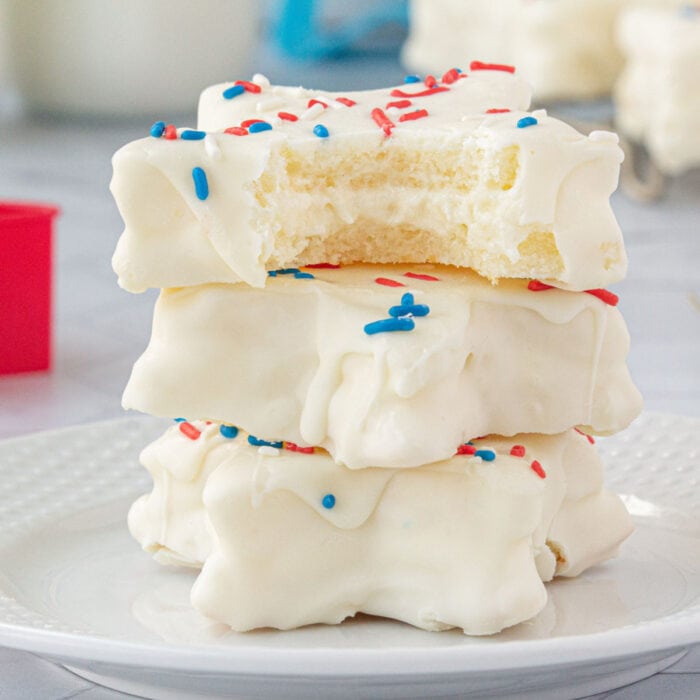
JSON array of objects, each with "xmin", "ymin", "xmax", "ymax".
[{"xmin": 4, "ymin": 0, "xmax": 259, "ymax": 117}]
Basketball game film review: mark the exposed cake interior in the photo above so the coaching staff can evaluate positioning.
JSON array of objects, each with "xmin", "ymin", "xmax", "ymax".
[{"xmin": 255, "ymin": 142, "xmax": 565, "ymax": 283}]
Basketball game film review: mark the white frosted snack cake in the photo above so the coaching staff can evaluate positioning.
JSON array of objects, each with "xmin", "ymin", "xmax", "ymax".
[
  {"xmin": 129, "ymin": 419, "xmax": 633, "ymax": 635},
  {"xmin": 112, "ymin": 63, "xmax": 639, "ymax": 637},
  {"xmin": 402, "ymin": 0, "xmax": 626, "ymax": 102},
  {"xmin": 123, "ymin": 263, "xmax": 642, "ymax": 470},
  {"xmin": 111, "ymin": 65, "xmax": 626, "ymax": 293},
  {"xmin": 615, "ymin": 6, "xmax": 700, "ymax": 175}
]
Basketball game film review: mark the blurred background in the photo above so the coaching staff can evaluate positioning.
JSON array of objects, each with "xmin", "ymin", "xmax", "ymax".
[{"xmin": 0, "ymin": 0, "xmax": 698, "ymax": 440}]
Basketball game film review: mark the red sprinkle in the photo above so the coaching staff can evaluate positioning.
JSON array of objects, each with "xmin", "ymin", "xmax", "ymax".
[
  {"xmin": 575, "ymin": 428, "xmax": 596, "ymax": 444},
  {"xmin": 386, "ymin": 99, "xmax": 412, "ymax": 110},
  {"xmin": 530, "ymin": 460, "xmax": 546, "ymax": 479},
  {"xmin": 235, "ymin": 80, "xmax": 262, "ymax": 93},
  {"xmin": 528, "ymin": 280, "xmax": 554, "ymax": 291},
  {"xmin": 441, "ymin": 68, "xmax": 461, "ymax": 84},
  {"xmin": 278, "ymin": 111, "xmax": 298, "ymax": 121},
  {"xmin": 528, "ymin": 280, "xmax": 618, "ymax": 306},
  {"xmin": 305, "ymin": 262, "xmax": 341, "ymax": 269},
  {"xmin": 224, "ymin": 126, "xmax": 248, "ymax": 136},
  {"xmin": 424, "ymin": 74, "xmax": 438, "ymax": 88},
  {"xmin": 390, "ymin": 86, "xmax": 449, "ymax": 99},
  {"xmin": 404, "ymin": 272, "xmax": 439, "ymax": 281},
  {"xmin": 285, "ymin": 442, "xmax": 315, "ymax": 454},
  {"xmin": 307, "ymin": 98, "xmax": 328, "ymax": 109},
  {"xmin": 336, "ymin": 97, "xmax": 357, "ymax": 107},
  {"xmin": 470, "ymin": 61, "xmax": 515, "ymax": 73},
  {"xmin": 399, "ymin": 109, "xmax": 429, "ymax": 122},
  {"xmin": 179, "ymin": 422, "xmax": 201, "ymax": 440},
  {"xmin": 585, "ymin": 288, "xmax": 619, "ymax": 306},
  {"xmin": 375, "ymin": 277, "xmax": 405, "ymax": 287},
  {"xmin": 486, "ymin": 108, "xmax": 511, "ymax": 114},
  {"xmin": 456, "ymin": 444, "xmax": 477, "ymax": 455},
  {"xmin": 163, "ymin": 124, "xmax": 177, "ymax": 139},
  {"xmin": 371, "ymin": 107, "xmax": 395, "ymax": 136},
  {"xmin": 510, "ymin": 445, "xmax": 526, "ymax": 457},
  {"xmin": 241, "ymin": 118, "xmax": 265, "ymax": 128}
]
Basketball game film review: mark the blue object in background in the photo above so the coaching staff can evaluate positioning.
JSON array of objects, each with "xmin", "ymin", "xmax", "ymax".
[{"xmin": 272, "ymin": 0, "xmax": 408, "ymax": 60}]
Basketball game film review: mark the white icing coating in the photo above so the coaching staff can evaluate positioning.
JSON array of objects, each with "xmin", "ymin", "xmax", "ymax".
[
  {"xmin": 402, "ymin": 0, "xmax": 626, "ymax": 102},
  {"xmin": 122, "ymin": 264, "xmax": 642, "ymax": 469},
  {"xmin": 615, "ymin": 6, "xmax": 700, "ymax": 174},
  {"xmin": 111, "ymin": 67, "xmax": 626, "ymax": 292},
  {"xmin": 128, "ymin": 421, "xmax": 633, "ymax": 634},
  {"xmin": 128, "ymin": 421, "xmax": 223, "ymax": 568}
]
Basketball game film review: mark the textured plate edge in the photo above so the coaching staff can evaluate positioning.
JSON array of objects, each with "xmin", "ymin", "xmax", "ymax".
[{"xmin": 0, "ymin": 412, "xmax": 698, "ymax": 677}]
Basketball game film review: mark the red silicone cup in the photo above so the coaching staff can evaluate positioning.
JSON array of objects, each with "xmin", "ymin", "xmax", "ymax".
[{"xmin": 0, "ymin": 202, "xmax": 59, "ymax": 374}]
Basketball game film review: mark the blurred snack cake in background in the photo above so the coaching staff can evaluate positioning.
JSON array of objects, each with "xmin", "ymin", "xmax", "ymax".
[{"xmin": 615, "ymin": 5, "xmax": 700, "ymax": 175}]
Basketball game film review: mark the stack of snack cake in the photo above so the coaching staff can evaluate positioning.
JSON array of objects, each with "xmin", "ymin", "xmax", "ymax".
[{"xmin": 112, "ymin": 62, "xmax": 642, "ymax": 635}]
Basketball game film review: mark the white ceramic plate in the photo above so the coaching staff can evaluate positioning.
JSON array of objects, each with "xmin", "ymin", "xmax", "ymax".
[{"xmin": 0, "ymin": 413, "xmax": 699, "ymax": 700}]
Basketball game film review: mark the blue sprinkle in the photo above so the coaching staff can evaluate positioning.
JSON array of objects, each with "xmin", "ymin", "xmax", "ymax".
[
  {"xmin": 220, "ymin": 425, "xmax": 239, "ymax": 439},
  {"xmin": 517, "ymin": 116, "xmax": 538, "ymax": 129},
  {"xmin": 223, "ymin": 84, "xmax": 245, "ymax": 99},
  {"xmin": 313, "ymin": 124, "xmax": 329, "ymax": 138},
  {"xmin": 248, "ymin": 121, "xmax": 272, "ymax": 134},
  {"xmin": 173, "ymin": 417, "xmax": 186, "ymax": 422},
  {"xmin": 388, "ymin": 303, "xmax": 430, "ymax": 318},
  {"xmin": 364, "ymin": 317, "xmax": 415, "ymax": 335},
  {"xmin": 248, "ymin": 435, "xmax": 283, "ymax": 448},
  {"xmin": 268, "ymin": 267, "xmax": 314, "ymax": 279},
  {"xmin": 400, "ymin": 293, "xmax": 415, "ymax": 306},
  {"xmin": 475, "ymin": 449, "xmax": 496, "ymax": 462},
  {"xmin": 404, "ymin": 75, "xmax": 421, "ymax": 83},
  {"xmin": 150, "ymin": 121, "xmax": 165, "ymax": 138},
  {"xmin": 192, "ymin": 167, "xmax": 209, "ymax": 201},
  {"xmin": 181, "ymin": 129, "xmax": 207, "ymax": 140},
  {"xmin": 322, "ymin": 493, "xmax": 336, "ymax": 509}
]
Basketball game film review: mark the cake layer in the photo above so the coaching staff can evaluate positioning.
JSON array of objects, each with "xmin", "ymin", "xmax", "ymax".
[
  {"xmin": 111, "ymin": 67, "xmax": 626, "ymax": 292},
  {"xmin": 403, "ymin": 0, "xmax": 625, "ymax": 102},
  {"xmin": 123, "ymin": 264, "xmax": 642, "ymax": 469},
  {"xmin": 615, "ymin": 7, "xmax": 700, "ymax": 175},
  {"xmin": 129, "ymin": 420, "xmax": 633, "ymax": 634}
]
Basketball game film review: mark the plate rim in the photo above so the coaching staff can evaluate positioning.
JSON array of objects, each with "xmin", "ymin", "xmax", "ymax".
[{"xmin": 0, "ymin": 412, "xmax": 699, "ymax": 678}]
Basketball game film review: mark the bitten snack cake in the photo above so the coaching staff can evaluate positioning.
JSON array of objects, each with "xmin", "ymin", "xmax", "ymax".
[
  {"xmin": 111, "ymin": 65, "xmax": 626, "ymax": 293},
  {"xmin": 615, "ymin": 5, "xmax": 700, "ymax": 175},
  {"xmin": 112, "ymin": 64, "xmax": 641, "ymax": 635}
]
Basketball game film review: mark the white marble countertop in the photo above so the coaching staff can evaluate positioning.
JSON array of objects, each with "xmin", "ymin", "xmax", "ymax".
[{"xmin": 0, "ymin": 53, "xmax": 699, "ymax": 698}]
